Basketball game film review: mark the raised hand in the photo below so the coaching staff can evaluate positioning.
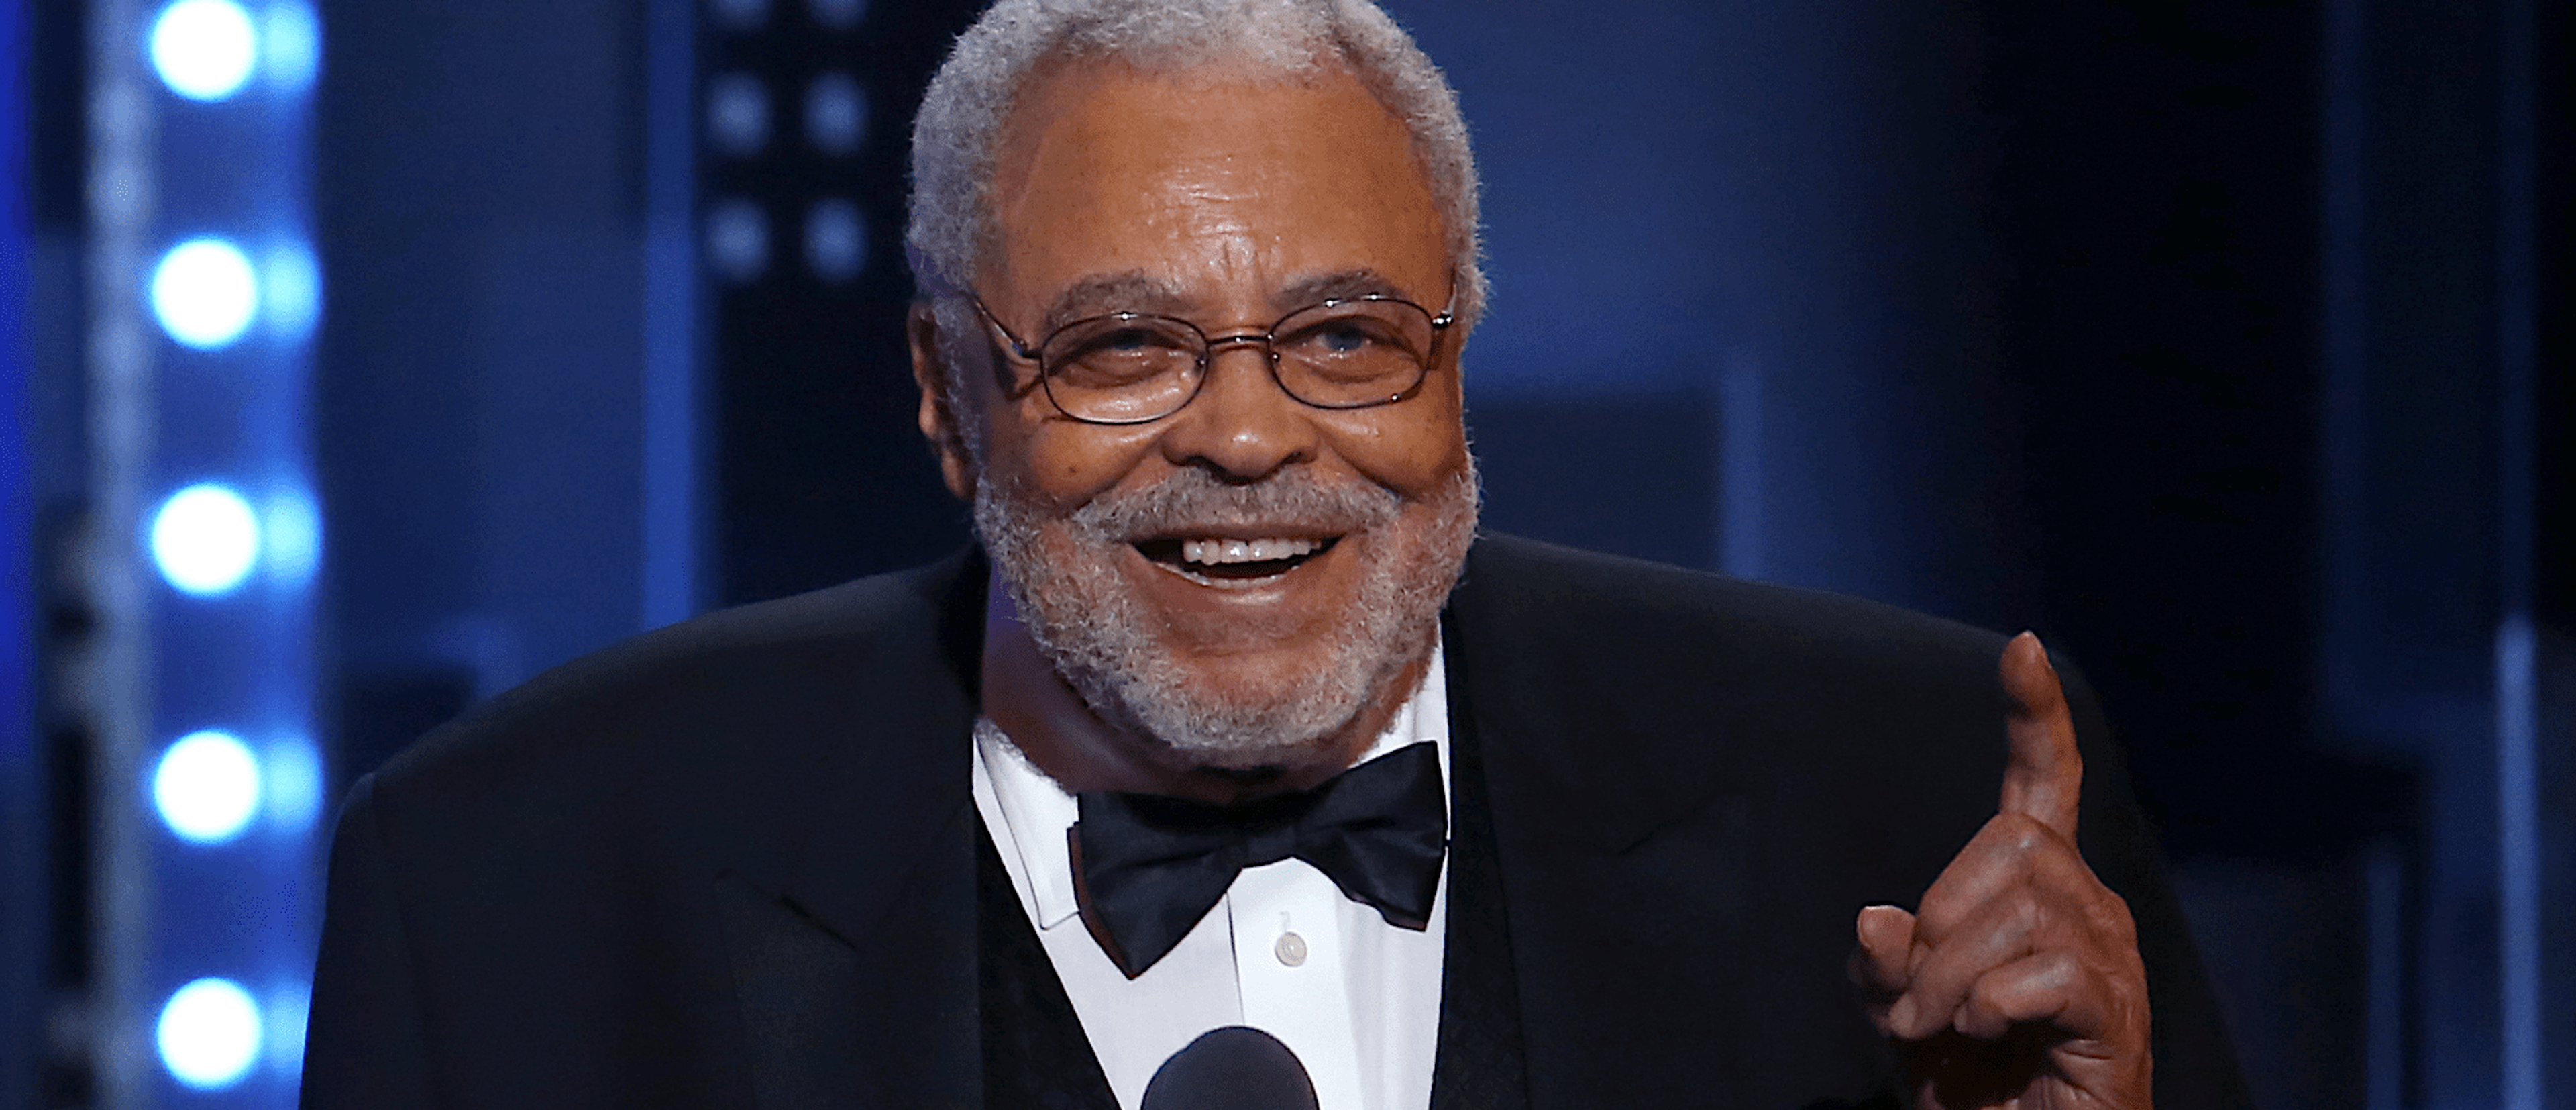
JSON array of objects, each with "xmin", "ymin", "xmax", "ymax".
[{"xmin": 1851, "ymin": 633, "xmax": 2152, "ymax": 1109}]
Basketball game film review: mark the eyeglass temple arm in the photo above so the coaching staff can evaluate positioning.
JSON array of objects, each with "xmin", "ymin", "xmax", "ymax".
[{"xmin": 957, "ymin": 292, "xmax": 1053, "ymax": 401}]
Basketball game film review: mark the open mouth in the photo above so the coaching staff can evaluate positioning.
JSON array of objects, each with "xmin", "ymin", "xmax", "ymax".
[{"xmin": 1134, "ymin": 535, "xmax": 1339, "ymax": 582}]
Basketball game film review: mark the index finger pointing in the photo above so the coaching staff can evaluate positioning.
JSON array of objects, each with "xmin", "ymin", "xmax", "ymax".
[{"xmin": 1999, "ymin": 631, "xmax": 2082, "ymax": 838}]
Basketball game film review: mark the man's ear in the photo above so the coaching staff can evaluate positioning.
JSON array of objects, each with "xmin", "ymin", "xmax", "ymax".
[{"xmin": 908, "ymin": 302, "xmax": 979, "ymax": 501}]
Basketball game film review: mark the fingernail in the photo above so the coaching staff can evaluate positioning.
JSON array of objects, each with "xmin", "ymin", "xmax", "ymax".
[
  {"xmin": 1886, "ymin": 995, "xmax": 1917, "ymax": 1035},
  {"xmin": 1856, "ymin": 903, "xmax": 1890, "ymax": 942},
  {"xmin": 2021, "ymin": 631, "xmax": 2057, "ymax": 670}
]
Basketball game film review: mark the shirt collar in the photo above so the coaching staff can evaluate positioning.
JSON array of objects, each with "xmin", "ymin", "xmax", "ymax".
[{"xmin": 973, "ymin": 643, "xmax": 1451, "ymax": 931}]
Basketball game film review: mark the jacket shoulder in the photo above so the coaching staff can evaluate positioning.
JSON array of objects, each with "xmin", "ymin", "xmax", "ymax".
[
  {"xmin": 1452, "ymin": 532, "xmax": 2015, "ymax": 683},
  {"xmin": 352, "ymin": 555, "xmax": 979, "ymax": 863}
]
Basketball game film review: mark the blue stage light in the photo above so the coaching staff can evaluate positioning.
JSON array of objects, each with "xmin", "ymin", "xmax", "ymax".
[
  {"xmin": 113, "ymin": 0, "xmax": 325, "ymax": 1093},
  {"xmin": 805, "ymin": 198, "xmax": 864, "ymax": 283},
  {"xmin": 260, "ymin": 482, "xmax": 323, "ymax": 587},
  {"xmin": 149, "ymin": 0, "xmax": 258, "ymax": 103},
  {"xmin": 152, "ymin": 731, "xmax": 262, "ymax": 844},
  {"xmin": 266, "ymin": 984, "xmax": 312, "ymax": 1072},
  {"xmin": 262, "ymin": 740, "xmax": 324, "ymax": 833},
  {"xmin": 708, "ymin": 0, "xmax": 769, "ymax": 31},
  {"xmin": 151, "ymin": 237, "xmax": 260, "ymax": 349},
  {"xmin": 263, "ymin": 242, "xmax": 323, "ymax": 340},
  {"xmin": 706, "ymin": 199, "xmax": 769, "ymax": 283},
  {"xmin": 150, "ymin": 483, "xmax": 262, "ymax": 595},
  {"xmin": 260, "ymin": 1, "xmax": 321, "ymax": 95},
  {"xmin": 808, "ymin": 0, "xmax": 867, "ymax": 30},
  {"xmin": 706, "ymin": 72, "xmax": 770, "ymax": 156},
  {"xmin": 804, "ymin": 72, "xmax": 865, "ymax": 156},
  {"xmin": 156, "ymin": 978, "xmax": 264, "ymax": 1090}
]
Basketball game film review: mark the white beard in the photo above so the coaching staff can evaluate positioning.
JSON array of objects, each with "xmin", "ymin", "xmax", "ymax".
[{"xmin": 975, "ymin": 460, "xmax": 1479, "ymax": 768}]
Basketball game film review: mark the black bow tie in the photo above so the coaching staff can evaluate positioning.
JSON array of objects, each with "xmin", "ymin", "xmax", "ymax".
[{"xmin": 1073, "ymin": 742, "xmax": 1448, "ymax": 977}]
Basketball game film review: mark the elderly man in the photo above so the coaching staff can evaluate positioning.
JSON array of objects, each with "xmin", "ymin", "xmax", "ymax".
[{"xmin": 303, "ymin": 1, "xmax": 2246, "ymax": 1107}]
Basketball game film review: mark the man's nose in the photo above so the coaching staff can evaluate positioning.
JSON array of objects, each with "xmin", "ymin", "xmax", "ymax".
[{"xmin": 1155, "ymin": 343, "xmax": 1317, "ymax": 482}]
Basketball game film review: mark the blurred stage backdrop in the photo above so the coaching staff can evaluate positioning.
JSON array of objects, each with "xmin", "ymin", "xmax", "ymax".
[{"xmin": 3, "ymin": 0, "xmax": 2569, "ymax": 1106}]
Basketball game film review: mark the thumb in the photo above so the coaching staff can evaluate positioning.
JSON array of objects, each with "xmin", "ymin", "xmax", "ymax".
[{"xmin": 1854, "ymin": 904, "xmax": 1917, "ymax": 986}]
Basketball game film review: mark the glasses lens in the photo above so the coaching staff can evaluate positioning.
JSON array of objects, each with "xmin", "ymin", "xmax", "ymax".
[
  {"xmin": 1273, "ymin": 301, "xmax": 1434, "ymax": 407},
  {"xmin": 1042, "ymin": 315, "xmax": 1203, "ymax": 422}
]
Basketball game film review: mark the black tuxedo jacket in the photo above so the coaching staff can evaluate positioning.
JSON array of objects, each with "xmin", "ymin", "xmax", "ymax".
[{"xmin": 301, "ymin": 534, "xmax": 2249, "ymax": 1109}]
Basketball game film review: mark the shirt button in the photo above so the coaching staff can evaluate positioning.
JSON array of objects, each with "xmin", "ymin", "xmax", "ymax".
[{"xmin": 1274, "ymin": 931, "xmax": 1309, "ymax": 967}]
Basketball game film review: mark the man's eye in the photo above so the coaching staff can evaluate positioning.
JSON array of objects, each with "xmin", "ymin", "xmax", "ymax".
[
  {"xmin": 1097, "ymin": 326, "xmax": 1165, "ymax": 352},
  {"xmin": 1313, "ymin": 324, "xmax": 1378, "ymax": 353},
  {"xmin": 1285, "ymin": 318, "xmax": 1399, "ymax": 356},
  {"xmin": 1053, "ymin": 326, "xmax": 1193, "ymax": 389}
]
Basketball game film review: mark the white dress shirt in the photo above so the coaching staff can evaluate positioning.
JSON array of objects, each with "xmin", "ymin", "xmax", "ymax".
[{"xmin": 970, "ymin": 646, "xmax": 1452, "ymax": 1110}]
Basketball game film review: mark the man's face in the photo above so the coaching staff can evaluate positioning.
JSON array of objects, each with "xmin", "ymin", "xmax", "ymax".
[{"xmin": 926, "ymin": 60, "xmax": 1477, "ymax": 769}]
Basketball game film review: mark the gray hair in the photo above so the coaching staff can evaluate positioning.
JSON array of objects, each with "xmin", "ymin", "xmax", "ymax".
[{"xmin": 906, "ymin": 0, "xmax": 1487, "ymax": 332}]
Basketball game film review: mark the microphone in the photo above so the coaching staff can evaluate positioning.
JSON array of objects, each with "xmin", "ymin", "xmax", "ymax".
[{"xmin": 1140, "ymin": 1026, "xmax": 1320, "ymax": 1110}]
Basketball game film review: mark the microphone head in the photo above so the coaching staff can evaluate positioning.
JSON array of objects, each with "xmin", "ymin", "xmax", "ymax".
[{"xmin": 1139, "ymin": 1026, "xmax": 1320, "ymax": 1110}]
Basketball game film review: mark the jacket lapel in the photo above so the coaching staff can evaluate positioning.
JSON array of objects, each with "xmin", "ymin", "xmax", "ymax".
[
  {"xmin": 1430, "ymin": 670, "xmax": 1536, "ymax": 1110},
  {"xmin": 1442, "ymin": 536, "xmax": 1759, "ymax": 1109},
  {"xmin": 713, "ymin": 552, "xmax": 989, "ymax": 1110}
]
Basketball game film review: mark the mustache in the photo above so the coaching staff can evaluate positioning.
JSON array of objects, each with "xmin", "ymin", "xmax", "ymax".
[{"xmin": 1067, "ymin": 468, "xmax": 1403, "ymax": 542}]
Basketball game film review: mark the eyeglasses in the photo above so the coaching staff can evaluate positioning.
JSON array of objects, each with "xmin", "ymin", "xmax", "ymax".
[{"xmin": 964, "ymin": 286, "xmax": 1456, "ymax": 425}]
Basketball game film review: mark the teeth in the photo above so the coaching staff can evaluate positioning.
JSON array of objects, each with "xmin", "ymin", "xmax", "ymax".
[{"xmin": 1179, "ymin": 537, "xmax": 1323, "ymax": 566}]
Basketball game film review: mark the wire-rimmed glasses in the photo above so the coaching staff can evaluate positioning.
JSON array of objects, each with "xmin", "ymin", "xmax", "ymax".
[{"xmin": 965, "ymin": 287, "xmax": 1456, "ymax": 425}]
